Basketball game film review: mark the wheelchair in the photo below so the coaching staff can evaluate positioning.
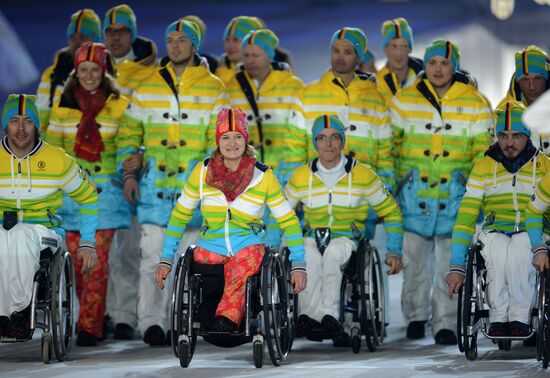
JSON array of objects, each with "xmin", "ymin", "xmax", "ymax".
[
  {"xmin": 291, "ymin": 236, "xmax": 386, "ymax": 354},
  {"xmin": 0, "ymin": 247, "xmax": 76, "ymax": 363},
  {"xmin": 169, "ymin": 245, "xmax": 293, "ymax": 368},
  {"xmin": 457, "ymin": 238, "xmax": 539, "ymax": 361}
]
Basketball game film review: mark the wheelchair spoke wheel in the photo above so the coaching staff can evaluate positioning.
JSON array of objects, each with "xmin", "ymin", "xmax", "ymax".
[
  {"xmin": 51, "ymin": 250, "xmax": 76, "ymax": 362},
  {"xmin": 538, "ymin": 269, "xmax": 550, "ymax": 369},
  {"xmin": 462, "ymin": 244, "xmax": 478, "ymax": 360}
]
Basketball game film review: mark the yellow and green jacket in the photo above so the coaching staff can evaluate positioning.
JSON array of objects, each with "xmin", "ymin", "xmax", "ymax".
[
  {"xmin": 47, "ymin": 93, "xmax": 131, "ymax": 231},
  {"xmin": 161, "ymin": 158, "xmax": 305, "ymax": 270},
  {"xmin": 298, "ymin": 70, "xmax": 395, "ymax": 190},
  {"xmin": 215, "ymin": 55, "xmax": 237, "ymax": 85},
  {"xmin": 390, "ymin": 73, "xmax": 493, "ymax": 237},
  {"xmin": 526, "ymin": 171, "xmax": 550, "ymax": 252},
  {"xmin": 116, "ymin": 56, "xmax": 228, "ymax": 226},
  {"xmin": 226, "ymin": 66, "xmax": 305, "ymax": 186},
  {"xmin": 376, "ymin": 57, "xmax": 423, "ymax": 105},
  {"xmin": 451, "ymin": 144, "xmax": 550, "ymax": 269},
  {"xmin": 111, "ymin": 36, "xmax": 157, "ymax": 96},
  {"xmin": 285, "ymin": 155, "xmax": 403, "ymax": 254},
  {"xmin": 0, "ymin": 138, "xmax": 98, "ymax": 242}
]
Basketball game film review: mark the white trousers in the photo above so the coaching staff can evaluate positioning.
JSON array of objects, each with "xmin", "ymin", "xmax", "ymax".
[
  {"xmin": 299, "ymin": 237, "xmax": 355, "ymax": 322},
  {"xmin": 401, "ymin": 231, "xmax": 456, "ymax": 334},
  {"xmin": 0, "ymin": 223, "xmax": 61, "ymax": 316},
  {"xmin": 106, "ymin": 216, "xmax": 140, "ymax": 328},
  {"xmin": 137, "ymin": 224, "xmax": 198, "ymax": 333},
  {"xmin": 478, "ymin": 231, "xmax": 536, "ymax": 323}
]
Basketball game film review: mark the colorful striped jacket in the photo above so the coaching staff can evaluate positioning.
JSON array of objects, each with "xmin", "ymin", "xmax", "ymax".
[
  {"xmin": 215, "ymin": 55, "xmax": 237, "ymax": 85},
  {"xmin": 161, "ymin": 158, "xmax": 305, "ymax": 270},
  {"xmin": 376, "ymin": 57, "xmax": 423, "ymax": 105},
  {"xmin": 111, "ymin": 37, "xmax": 157, "ymax": 96},
  {"xmin": 526, "ymin": 172, "xmax": 550, "ymax": 252}
]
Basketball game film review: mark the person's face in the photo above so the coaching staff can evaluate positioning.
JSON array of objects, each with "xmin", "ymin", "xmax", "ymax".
[
  {"xmin": 68, "ymin": 32, "xmax": 92, "ymax": 52},
  {"xmin": 224, "ymin": 36, "xmax": 242, "ymax": 62},
  {"xmin": 518, "ymin": 73, "xmax": 546, "ymax": 104},
  {"xmin": 6, "ymin": 115, "xmax": 36, "ymax": 153},
  {"xmin": 383, "ymin": 37, "xmax": 411, "ymax": 72},
  {"xmin": 104, "ymin": 23, "xmax": 133, "ymax": 58},
  {"xmin": 331, "ymin": 39, "xmax": 359, "ymax": 76},
  {"xmin": 77, "ymin": 61, "xmax": 103, "ymax": 92},
  {"xmin": 166, "ymin": 31, "xmax": 195, "ymax": 65},
  {"xmin": 316, "ymin": 128, "xmax": 343, "ymax": 164},
  {"xmin": 497, "ymin": 130, "xmax": 529, "ymax": 159},
  {"xmin": 219, "ymin": 131, "xmax": 246, "ymax": 161},
  {"xmin": 242, "ymin": 44, "xmax": 271, "ymax": 79},
  {"xmin": 425, "ymin": 56, "xmax": 454, "ymax": 90}
]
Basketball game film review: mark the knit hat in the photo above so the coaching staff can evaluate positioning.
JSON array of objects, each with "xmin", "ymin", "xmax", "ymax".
[
  {"xmin": 424, "ymin": 39, "xmax": 461, "ymax": 71},
  {"xmin": 67, "ymin": 9, "xmax": 101, "ymax": 42},
  {"xmin": 2, "ymin": 94, "xmax": 40, "ymax": 130},
  {"xmin": 74, "ymin": 42, "xmax": 108, "ymax": 72},
  {"xmin": 312, "ymin": 115, "xmax": 346, "ymax": 151},
  {"xmin": 223, "ymin": 16, "xmax": 262, "ymax": 41},
  {"xmin": 381, "ymin": 17, "xmax": 414, "ymax": 49},
  {"xmin": 330, "ymin": 27, "xmax": 368, "ymax": 62},
  {"xmin": 514, "ymin": 45, "xmax": 549, "ymax": 81},
  {"xmin": 216, "ymin": 108, "xmax": 249, "ymax": 145},
  {"xmin": 241, "ymin": 29, "xmax": 279, "ymax": 60},
  {"xmin": 183, "ymin": 15, "xmax": 206, "ymax": 39},
  {"xmin": 495, "ymin": 101, "xmax": 530, "ymax": 137},
  {"xmin": 103, "ymin": 4, "xmax": 138, "ymax": 42},
  {"xmin": 165, "ymin": 19, "xmax": 201, "ymax": 51}
]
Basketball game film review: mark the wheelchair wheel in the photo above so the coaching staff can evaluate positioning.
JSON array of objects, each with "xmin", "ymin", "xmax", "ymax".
[
  {"xmin": 51, "ymin": 250, "xmax": 76, "ymax": 362},
  {"xmin": 358, "ymin": 243, "xmax": 385, "ymax": 352},
  {"xmin": 462, "ymin": 244, "xmax": 478, "ymax": 361},
  {"xmin": 261, "ymin": 251, "xmax": 291, "ymax": 366},
  {"xmin": 537, "ymin": 269, "xmax": 550, "ymax": 368},
  {"xmin": 170, "ymin": 250, "xmax": 197, "ymax": 367},
  {"xmin": 41, "ymin": 333, "xmax": 52, "ymax": 364},
  {"xmin": 253, "ymin": 337, "xmax": 264, "ymax": 368}
]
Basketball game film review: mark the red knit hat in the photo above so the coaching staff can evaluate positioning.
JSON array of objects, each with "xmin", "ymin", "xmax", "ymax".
[
  {"xmin": 215, "ymin": 107, "xmax": 249, "ymax": 145},
  {"xmin": 74, "ymin": 42, "xmax": 108, "ymax": 71}
]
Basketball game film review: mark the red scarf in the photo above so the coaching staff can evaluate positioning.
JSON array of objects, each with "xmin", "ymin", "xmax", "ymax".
[
  {"xmin": 206, "ymin": 154, "xmax": 256, "ymax": 202},
  {"xmin": 73, "ymin": 86, "xmax": 107, "ymax": 162}
]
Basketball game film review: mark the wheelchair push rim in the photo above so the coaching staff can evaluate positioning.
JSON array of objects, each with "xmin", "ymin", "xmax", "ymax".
[{"xmin": 51, "ymin": 250, "xmax": 76, "ymax": 361}]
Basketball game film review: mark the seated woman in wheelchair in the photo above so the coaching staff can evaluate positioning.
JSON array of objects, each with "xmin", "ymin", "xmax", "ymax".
[
  {"xmin": 284, "ymin": 115, "xmax": 403, "ymax": 336},
  {"xmin": 446, "ymin": 101, "xmax": 550, "ymax": 337},
  {"xmin": 0, "ymin": 94, "xmax": 98, "ymax": 339},
  {"xmin": 155, "ymin": 107, "xmax": 307, "ymax": 333}
]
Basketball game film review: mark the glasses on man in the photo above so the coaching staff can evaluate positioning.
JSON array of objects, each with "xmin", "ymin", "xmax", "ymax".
[
  {"xmin": 105, "ymin": 27, "xmax": 132, "ymax": 37},
  {"xmin": 315, "ymin": 134, "xmax": 342, "ymax": 143}
]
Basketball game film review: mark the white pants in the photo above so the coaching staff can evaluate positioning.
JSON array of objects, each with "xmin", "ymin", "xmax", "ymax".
[
  {"xmin": 137, "ymin": 224, "xmax": 198, "ymax": 333},
  {"xmin": 299, "ymin": 237, "xmax": 355, "ymax": 322},
  {"xmin": 478, "ymin": 231, "xmax": 536, "ymax": 323},
  {"xmin": 0, "ymin": 223, "xmax": 61, "ymax": 316},
  {"xmin": 106, "ymin": 216, "xmax": 140, "ymax": 328},
  {"xmin": 401, "ymin": 231, "xmax": 456, "ymax": 335}
]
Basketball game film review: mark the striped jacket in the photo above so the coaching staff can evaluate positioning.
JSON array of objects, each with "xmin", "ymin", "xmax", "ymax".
[
  {"xmin": 298, "ymin": 70, "xmax": 395, "ymax": 189},
  {"xmin": 116, "ymin": 57, "xmax": 228, "ymax": 226},
  {"xmin": 376, "ymin": 57, "xmax": 423, "ymax": 105},
  {"xmin": 47, "ymin": 93, "xmax": 131, "ymax": 231},
  {"xmin": 215, "ymin": 55, "xmax": 237, "ymax": 85},
  {"xmin": 390, "ymin": 74, "xmax": 493, "ymax": 237},
  {"xmin": 526, "ymin": 172, "xmax": 550, "ymax": 252},
  {"xmin": 0, "ymin": 137, "xmax": 98, "ymax": 242},
  {"xmin": 111, "ymin": 37, "xmax": 157, "ymax": 96},
  {"xmin": 161, "ymin": 158, "xmax": 305, "ymax": 269},
  {"xmin": 451, "ymin": 147, "xmax": 550, "ymax": 268},
  {"xmin": 226, "ymin": 66, "xmax": 306, "ymax": 185},
  {"xmin": 285, "ymin": 155, "xmax": 403, "ymax": 255}
]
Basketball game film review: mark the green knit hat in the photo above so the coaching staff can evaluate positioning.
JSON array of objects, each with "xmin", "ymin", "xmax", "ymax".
[
  {"xmin": 67, "ymin": 9, "xmax": 101, "ymax": 42},
  {"xmin": 103, "ymin": 4, "xmax": 138, "ymax": 42},
  {"xmin": 514, "ymin": 45, "xmax": 549, "ymax": 80},
  {"xmin": 330, "ymin": 27, "xmax": 368, "ymax": 62},
  {"xmin": 241, "ymin": 29, "xmax": 279, "ymax": 60},
  {"xmin": 2, "ymin": 94, "xmax": 40, "ymax": 130},
  {"xmin": 223, "ymin": 16, "xmax": 262, "ymax": 41},
  {"xmin": 424, "ymin": 39, "xmax": 461, "ymax": 71},
  {"xmin": 381, "ymin": 17, "xmax": 413, "ymax": 49}
]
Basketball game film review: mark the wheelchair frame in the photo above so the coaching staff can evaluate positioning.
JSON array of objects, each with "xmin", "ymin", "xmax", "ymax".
[{"xmin": 169, "ymin": 245, "xmax": 292, "ymax": 368}]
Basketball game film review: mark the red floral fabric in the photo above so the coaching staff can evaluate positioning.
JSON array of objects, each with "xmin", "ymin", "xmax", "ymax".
[
  {"xmin": 206, "ymin": 155, "xmax": 255, "ymax": 202},
  {"xmin": 193, "ymin": 244, "xmax": 265, "ymax": 325},
  {"xmin": 66, "ymin": 229, "xmax": 115, "ymax": 338}
]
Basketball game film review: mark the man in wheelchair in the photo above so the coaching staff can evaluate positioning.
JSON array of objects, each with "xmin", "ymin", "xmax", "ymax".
[
  {"xmin": 284, "ymin": 115, "xmax": 403, "ymax": 337},
  {"xmin": 446, "ymin": 101, "xmax": 550, "ymax": 337},
  {"xmin": 0, "ymin": 94, "xmax": 98, "ymax": 340}
]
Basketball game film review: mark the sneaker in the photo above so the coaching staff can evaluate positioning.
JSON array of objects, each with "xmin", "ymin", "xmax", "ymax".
[
  {"xmin": 296, "ymin": 314, "xmax": 321, "ymax": 337},
  {"xmin": 113, "ymin": 323, "xmax": 134, "ymax": 340},
  {"xmin": 333, "ymin": 332, "xmax": 351, "ymax": 347},
  {"xmin": 210, "ymin": 316, "xmax": 238, "ymax": 333},
  {"xmin": 434, "ymin": 329, "xmax": 458, "ymax": 345},
  {"xmin": 76, "ymin": 331, "xmax": 99, "ymax": 346},
  {"xmin": 9, "ymin": 307, "xmax": 32, "ymax": 340},
  {"xmin": 143, "ymin": 325, "xmax": 165, "ymax": 346},
  {"xmin": 0, "ymin": 316, "xmax": 9, "ymax": 337},
  {"xmin": 406, "ymin": 320, "xmax": 427, "ymax": 339},
  {"xmin": 488, "ymin": 322, "xmax": 507, "ymax": 337},
  {"xmin": 321, "ymin": 315, "xmax": 342, "ymax": 332},
  {"xmin": 509, "ymin": 321, "xmax": 530, "ymax": 337}
]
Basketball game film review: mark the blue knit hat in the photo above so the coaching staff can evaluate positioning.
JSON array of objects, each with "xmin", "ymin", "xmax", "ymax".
[
  {"xmin": 381, "ymin": 18, "xmax": 414, "ymax": 49},
  {"xmin": 2, "ymin": 94, "xmax": 40, "ymax": 130},
  {"xmin": 424, "ymin": 39, "xmax": 461, "ymax": 71},
  {"xmin": 241, "ymin": 29, "xmax": 279, "ymax": 60},
  {"xmin": 223, "ymin": 16, "xmax": 262, "ymax": 41},
  {"xmin": 67, "ymin": 9, "xmax": 101, "ymax": 42},
  {"xmin": 312, "ymin": 115, "xmax": 346, "ymax": 150},
  {"xmin": 495, "ymin": 101, "xmax": 530, "ymax": 137},
  {"xmin": 103, "ymin": 4, "xmax": 138, "ymax": 42},
  {"xmin": 514, "ymin": 45, "xmax": 549, "ymax": 81},
  {"xmin": 165, "ymin": 19, "xmax": 201, "ymax": 51},
  {"xmin": 330, "ymin": 27, "xmax": 368, "ymax": 62}
]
